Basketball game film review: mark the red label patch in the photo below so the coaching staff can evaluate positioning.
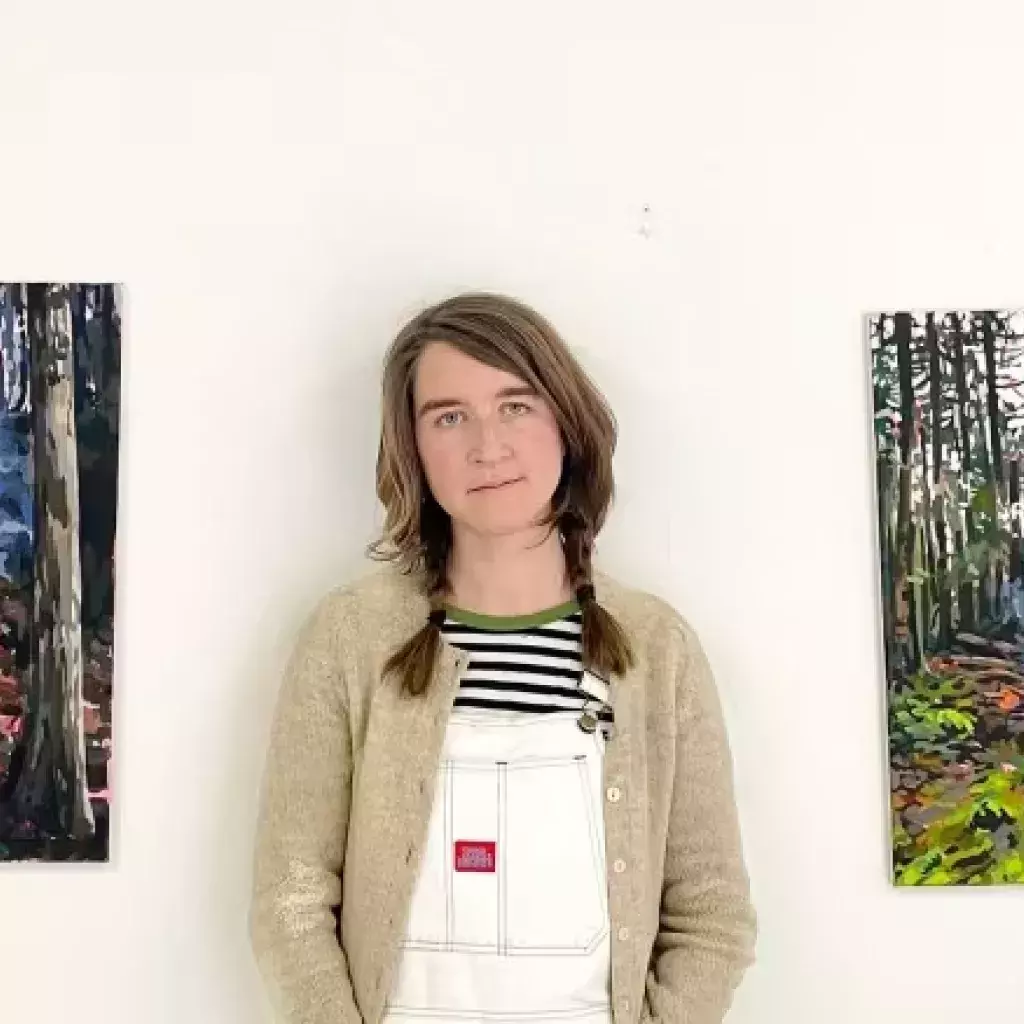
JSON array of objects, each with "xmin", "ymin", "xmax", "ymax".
[{"xmin": 454, "ymin": 840, "xmax": 496, "ymax": 873}]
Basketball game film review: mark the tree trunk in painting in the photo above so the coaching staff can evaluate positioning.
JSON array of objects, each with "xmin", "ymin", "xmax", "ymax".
[
  {"xmin": 894, "ymin": 312, "xmax": 918, "ymax": 671},
  {"xmin": 6, "ymin": 285, "xmax": 93, "ymax": 840},
  {"xmin": 968, "ymin": 319, "xmax": 995, "ymax": 625},
  {"xmin": 872, "ymin": 315, "xmax": 899, "ymax": 674},
  {"xmin": 981, "ymin": 312, "xmax": 1004, "ymax": 621},
  {"xmin": 951, "ymin": 312, "xmax": 976, "ymax": 631},
  {"xmin": 926, "ymin": 312, "xmax": 952, "ymax": 647},
  {"xmin": 982, "ymin": 312, "xmax": 1003, "ymax": 488},
  {"xmin": 918, "ymin": 423, "xmax": 936, "ymax": 647},
  {"xmin": 1012, "ymin": 455, "xmax": 1022, "ymax": 586},
  {"xmin": 877, "ymin": 455, "xmax": 896, "ymax": 673}
]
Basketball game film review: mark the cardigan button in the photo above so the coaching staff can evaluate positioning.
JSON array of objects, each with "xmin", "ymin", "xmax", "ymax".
[{"xmin": 607, "ymin": 786, "xmax": 621, "ymax": 803}]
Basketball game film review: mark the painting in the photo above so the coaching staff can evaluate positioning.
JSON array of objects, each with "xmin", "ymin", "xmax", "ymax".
[
  {"xmin": 0, "ymin": 284, "xmax": 120, "ymax": 862},
  {"xmin": 872, "ymin": 310, "xmax": 1024, "ymax": 885}
]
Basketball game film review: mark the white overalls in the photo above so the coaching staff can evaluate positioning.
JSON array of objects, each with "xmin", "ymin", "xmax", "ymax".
[{"xmin": 382, "ymin": 671, "xmax": 613, "ymax": 1024}]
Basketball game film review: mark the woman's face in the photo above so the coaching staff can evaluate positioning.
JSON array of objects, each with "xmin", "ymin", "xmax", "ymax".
[{"xmin": 412, "ymin": 341, "xmax": 565, "ymax": 539}]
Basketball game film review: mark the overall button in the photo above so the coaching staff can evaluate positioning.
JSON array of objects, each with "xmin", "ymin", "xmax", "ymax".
[
  {"xmin": 613, "ymin": 859, "xmax": 627, "ymax": 873},
  {"xmin": 617, "ymin": 926, "xmax": 630, "ymax": 941},
  {"xmin": 606, "ymin": 786, "xmax": 621, "ymax": 803}
]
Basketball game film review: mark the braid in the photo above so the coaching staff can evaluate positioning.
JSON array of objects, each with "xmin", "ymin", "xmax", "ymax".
[
  {"xmin": 382, "ymin": 508, "xmax": 453, "ymax": 697},
  {"xmin": 562, "ymin": 513, "xmax": 635, "ymax": 679}
]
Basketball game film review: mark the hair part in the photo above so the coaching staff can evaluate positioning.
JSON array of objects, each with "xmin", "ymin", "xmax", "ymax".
[{"xmin": 367, "ymin": 291, "xmax": 635, "ymax": 696}]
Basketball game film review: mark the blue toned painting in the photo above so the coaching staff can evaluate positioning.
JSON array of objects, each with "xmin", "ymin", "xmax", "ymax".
[{"xmin": 0, "ymin": 284, "xmax": 120, "ymax": 862}]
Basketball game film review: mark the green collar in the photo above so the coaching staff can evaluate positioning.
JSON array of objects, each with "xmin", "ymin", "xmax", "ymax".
[{"xmin": 442, "ymin": 599, "xmax": 581, "ymax": 631}]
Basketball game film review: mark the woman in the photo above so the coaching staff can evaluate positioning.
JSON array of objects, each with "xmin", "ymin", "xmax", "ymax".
[{"xmin": 249, "ymin": 293, "xmax": 756, "ymax": 1024}]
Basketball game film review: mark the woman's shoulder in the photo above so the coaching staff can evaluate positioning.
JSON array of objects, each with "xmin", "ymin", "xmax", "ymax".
[
  {"xmin": 593, "ymin": 570, "xmax": 723, "ymax": 729},
  {"xmin": 592, "ymin": 566, "xmax": 704, "ymax": 654},
  {"xmin": 302, "ymin": 561, "xmax": 432, "ymax": 652}
]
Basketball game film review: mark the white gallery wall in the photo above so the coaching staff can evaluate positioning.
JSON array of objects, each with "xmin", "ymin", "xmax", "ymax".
[{"xmin": 2, "ymin": 1, "xmax": 1023, "ymax": 1021}]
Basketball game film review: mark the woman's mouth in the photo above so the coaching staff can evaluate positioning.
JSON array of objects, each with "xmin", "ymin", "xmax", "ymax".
[{"xmin": 470, "ymin": 478, "xmax": 522, "ymax": 493}]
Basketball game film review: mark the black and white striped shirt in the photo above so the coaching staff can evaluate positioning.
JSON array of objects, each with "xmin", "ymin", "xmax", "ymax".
[{"xmin": 439, "ymin": 600, "xmax": 613, "ymax": 725}]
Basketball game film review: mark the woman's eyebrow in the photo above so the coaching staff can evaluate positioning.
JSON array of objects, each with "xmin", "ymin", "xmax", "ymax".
[{"xmin": 416, "ymin": 385, "xmax": 538, "ymax": 419}]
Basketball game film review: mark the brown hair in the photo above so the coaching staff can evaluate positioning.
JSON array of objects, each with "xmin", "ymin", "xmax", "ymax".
[{"xmin": 366, "ymin": 292, "xmax": 635, "ymax": 696}]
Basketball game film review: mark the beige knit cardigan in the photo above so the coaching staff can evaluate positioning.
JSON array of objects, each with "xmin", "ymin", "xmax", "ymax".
[{"xmin": 249, "ymin": 562, "xmax": 757, "ymax": 1024}]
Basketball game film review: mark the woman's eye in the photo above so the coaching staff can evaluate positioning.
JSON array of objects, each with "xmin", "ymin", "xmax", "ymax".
[
  {"xmin": 504, "ymin": 401, "xmax": 531, "ymax": 415},
  {"xmin": 436, "ymin": 410, "xmax": 463, "ymax": 427}
]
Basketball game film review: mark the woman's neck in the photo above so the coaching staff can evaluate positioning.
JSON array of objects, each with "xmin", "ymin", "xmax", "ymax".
[{"xmin": 446, "ymin": 527, "xmax": 572, "ymax": 616}]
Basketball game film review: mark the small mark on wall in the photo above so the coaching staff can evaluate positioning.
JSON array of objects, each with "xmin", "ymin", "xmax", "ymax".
[{"xmin": 638, "ymin": 204, "xmax": 652, "ymax": 238}]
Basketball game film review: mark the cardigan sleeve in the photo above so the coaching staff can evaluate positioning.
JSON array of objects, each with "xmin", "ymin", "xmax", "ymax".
[
  {"xmin": 642, "ymin": 620, "xmax": 757, "ymax": 1024},
  {"xmin": 249, "ymin": 593, "xmax": 363, "ymax": 1024}
]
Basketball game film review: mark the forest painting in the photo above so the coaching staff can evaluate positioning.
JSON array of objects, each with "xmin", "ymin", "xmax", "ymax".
[
  {"xmin": 873, "ymin": 310, "xmax": 1024, "ymax": 885},
  {"xmin": 0, "ymin": 284, "xmax": 120, "ymax": 862}
]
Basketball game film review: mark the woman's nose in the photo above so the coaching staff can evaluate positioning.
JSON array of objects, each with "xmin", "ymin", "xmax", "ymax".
[{"xmin": 468, "ymin": 414, "xmax": 510, "ymax": 458}]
